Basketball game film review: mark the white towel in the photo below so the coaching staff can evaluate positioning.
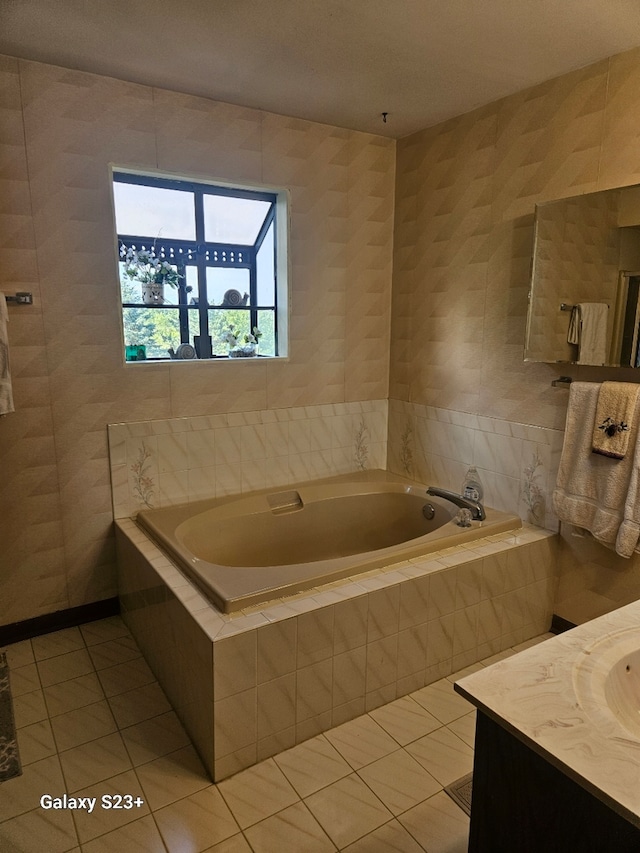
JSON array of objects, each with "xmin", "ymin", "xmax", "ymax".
[
  {"xmin": 567, "ymin": 306, "xmax": 580, "ymax": 346},
  {"xmin": 0, "ymin": 296, "xmax": 14, "ymax": 416},
  {"xmin": 618, "ymin": 459, "xmax": 640, "ymax": 557},
  {"xmin": 552, "ymin": 381, "xmax": 640, "ymax": 556},
  {"xmin": 567, "ymin": 303, "xmax": 609, "ymax": 365}
]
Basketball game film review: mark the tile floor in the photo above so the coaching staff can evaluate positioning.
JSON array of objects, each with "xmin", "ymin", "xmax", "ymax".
[{"xmin": 0, "ymin": 616, "xmax": 553, "ymax": 852}]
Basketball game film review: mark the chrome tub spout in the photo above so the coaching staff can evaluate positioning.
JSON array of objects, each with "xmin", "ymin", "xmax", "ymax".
[{"xmin": 425, "ymin": 486, "xmax": 486, "ymax": 522}]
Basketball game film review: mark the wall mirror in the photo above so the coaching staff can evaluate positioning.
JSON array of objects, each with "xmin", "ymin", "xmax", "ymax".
[{"xmin": 524, "ymin": 184, "xmax": 640, "ymax": 367}]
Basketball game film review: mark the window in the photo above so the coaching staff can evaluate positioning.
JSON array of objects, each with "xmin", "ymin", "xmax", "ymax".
[{"xmin": 111, "ymin": 170, "xmax": 287, "ymax": 361}]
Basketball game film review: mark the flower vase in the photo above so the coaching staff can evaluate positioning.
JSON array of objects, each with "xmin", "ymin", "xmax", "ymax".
[
  {"xmin": 229, "ymin": 344, "xmax": 257, "ymax": 358},
  {"xmin": 141, "ymin": 282, "xmax": 164, "ymax": 305}
]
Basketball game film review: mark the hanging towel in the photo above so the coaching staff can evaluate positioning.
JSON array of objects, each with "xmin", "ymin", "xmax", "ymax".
[
  {"xmin": 0, "ymin": 296, "xmax": 14, "ymax": 416},
  {"xmin": 592, "ymin": 382, "xmax": 640, "ymax": 459},
  {"xmin": 553, "ymin": 381, "xmax": 640, "ymax": 556},
  {"xmin": 567, "ymin": 303, "xmax": 609, "ymax": 365},
  {"xmin": 567, "ymin": 306, "xmax": 580, "ymax": 346},
  {"xmin": 616, "ymin": 443, "xmax": 640, "ymax": 557}
]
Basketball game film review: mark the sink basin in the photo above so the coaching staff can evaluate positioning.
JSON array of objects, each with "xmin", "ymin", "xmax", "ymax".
[
  {"xmin": 604, "ymin": 646, "xmax": 640, "ymax": 738},
  {"xmin": 573, "ymin": 628, "xmax": 640, "ymax": 741}
]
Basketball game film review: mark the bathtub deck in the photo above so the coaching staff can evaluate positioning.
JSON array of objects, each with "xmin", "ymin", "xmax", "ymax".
[
  {"xmin": 135, "ymin": 470, "xmax": 521, "ymax": 612},
  {"xmin": 116, "ymin": 514, "xmax": 558, "ymax": 783}
]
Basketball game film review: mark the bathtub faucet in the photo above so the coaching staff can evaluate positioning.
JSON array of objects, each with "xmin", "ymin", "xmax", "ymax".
[{"xmin": 425, "ymin": 486, "xmax": 486, "ymax": 522}]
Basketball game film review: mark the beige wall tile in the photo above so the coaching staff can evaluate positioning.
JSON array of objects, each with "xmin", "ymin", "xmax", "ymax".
[
  {"xmin": 598, "ymin": 47, "xmax": 640, "ymax": 190},
  {"xmin": 154, "ymin": 89, "xmax": 263, "ymax": 183},
  {"xmin": 389, "ymin": 49, "xmax": 640, "ymax": 437},
  {"xmin": 1, "ymin": 54, "xmax": 395, "ymax": 626},
  {"xmin": 7, "ymin": 40, "xmax": 640, "ymax": 633}
]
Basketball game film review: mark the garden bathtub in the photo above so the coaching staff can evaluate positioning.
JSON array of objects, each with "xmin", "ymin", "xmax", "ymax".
[{"xmin": 136, "ymin": 470, "xmax": 521, "ymax": 612}]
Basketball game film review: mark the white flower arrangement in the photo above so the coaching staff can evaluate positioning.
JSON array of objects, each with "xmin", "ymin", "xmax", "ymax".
[
  {"xmin": 221, "ymin": 325, "xmax": 262, "ymax": 357},
  {"xmin": 120, "ymin": 244, "xmax": 183, "ymax": 289}
]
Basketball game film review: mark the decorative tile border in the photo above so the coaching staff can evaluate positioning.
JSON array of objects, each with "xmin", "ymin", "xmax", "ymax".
[
  {"xmin": 108, "ymin": 400, "xmax": 388, "ymax": 518},
  {"xmin": 387, "ymin": 399, "xmax": 564, "ymax": 531},
  {"xmin": 108, "ymin": 396, "xmax": 563, "ymax": 529}
]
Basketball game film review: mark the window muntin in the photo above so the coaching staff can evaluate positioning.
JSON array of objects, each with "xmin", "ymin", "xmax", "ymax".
[{"xmin": 113, "ymin": 171, "xmax": 282, "ymax": 361}]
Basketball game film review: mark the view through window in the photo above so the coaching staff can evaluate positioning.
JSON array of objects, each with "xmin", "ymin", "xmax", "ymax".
[{"xmin": 112, "ymin": 171, "xmax": 283, "ymax": 361}]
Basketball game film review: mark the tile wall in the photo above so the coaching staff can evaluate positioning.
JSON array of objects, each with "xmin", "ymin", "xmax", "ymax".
[
  {"xmin": 0, "ymin": 54, "xmax": 395, "ymax": 626},
  {"xmin": 116, "ymin": 513, "xmax": 557, "ymax": 782},
  {"xmin": 386, "ymin": 399, "xmax": 563, "ymax": 532},
  {"xmin": 6, "ymin": 42, "xmax": 640, "ymax": 631},
  {"xmin": 107, "ymin": 400, "xmax": 388, "ymax": 518},
  {"xmin": 555, "ymin": 527, "xmax": 640, "ymax": 626},
  {"xmin": 384, "ymin": 401, "xmax": 640, "ymax": 624},
  {"xmin": 390, "ymin": 44, "xmax": 640, "ymax": 626},
  {"xmin": 390, "ymin": 45, "xmax": 640, "ymax": 433}
]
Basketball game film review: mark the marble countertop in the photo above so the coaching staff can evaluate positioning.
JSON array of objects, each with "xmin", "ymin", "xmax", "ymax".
[{"xmin": 455, "ymin": 600, "xmax": 640, "ymax": 828}]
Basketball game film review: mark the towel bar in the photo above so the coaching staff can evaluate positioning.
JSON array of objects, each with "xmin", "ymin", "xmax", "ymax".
[
  {"xmin": 560, "ymin": 302, "xmax": 609, "ymax": 311},
  {"xmin": 552, "ymin": 376, "xmax": 573, "ymax": 387},
  {"xmin": 3, "ymin": 292, "xmax": 33, "ymax": 304}
]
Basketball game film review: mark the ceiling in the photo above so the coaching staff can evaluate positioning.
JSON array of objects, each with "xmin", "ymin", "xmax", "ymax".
[{"xmin": 2, "ymin": 0, "xmax": 640, "ymax": 138}]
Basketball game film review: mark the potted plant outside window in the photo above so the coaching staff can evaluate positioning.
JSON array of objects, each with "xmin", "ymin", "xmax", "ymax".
[
  {"xmin": 221, "ymin": 325, "xmax": 262, "ymax": 358},
  {"xmin": 120, "ymin": 245, "xmax": 183, "ymax": 305}
]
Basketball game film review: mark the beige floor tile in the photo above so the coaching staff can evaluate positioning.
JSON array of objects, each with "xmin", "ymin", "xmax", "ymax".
[
  {"xmin": 154, "ymin": 786, "xmax": 239, "ymax": 852},
  {"xmin": 16, "ymin": 718, "xmax": 56, "ymax": 765},
  {"xmin": 274, "ymin": 734, "xmax": 351, "ymax": 798},
  {"xmin": 357, "ymin": 749, "xmax": 441, "ymax": 815},
  {"xmin": 447, "ymin": 711, "xmax": 476, "ymax": 749},
  {"xmin": 342, "ymin": 819, "xmax": 425, "ymax": 852},
  {"xmin": 8, "ymin": 664, "xmax": 41, "ymax": 697},
  {"xmin": 203, "ymin": 835, "xmax": 253, "ymax": 852},
  {"xmin": 80, "ymin": 616, "xmax": 131, "ymax": 647},
  {"xmin": 12, "ymin": 688, "xmax": 48, "ymax": 728},
  {"xmin": 79, "ymin": 815, "xmax": 166, "ymax": 853},
  {"xmin": 406, "ymin": 727, "xmax": 474, "ymax": 787},
  {"xmin": 218, "ymin": 757, "xmax": 300, "ymax": 829},
  {"xmin": 411, "ymin": 678, "xmax": 474, "ymax": 725},
  {"xmin": 0, "ymin": 806, "xmax": 79, "ymax": 853},
  {"xmin": 369, "ymin": 695, "xmax": 441, "ymax": 745},
  {"xmin": 36, "ymin": 649, "xmax": 95, "ymax": 688},
  {"xmin": 70, "ymin": 769, "xmax": 150, "ymax": 844},
  {"xmin": 50, "ymin": 699, "xmax": 117, "ymax": 751},
  {"xmin": 244, "ymin": 801, "xmax": 336, "ymax": 853},
  {"xmin": 121, "ymin": 710, "xmax": 191, "ymax": 766},
  {"xmin": 43, "ymin": 672, "xmax": 105, "ymax": 718},
  {"xmin": 134, "ymin": 745, "xmax": 210, "ymax": 811},
  {"xmin": 0, "ymin": 755, "xmax": 65, "ymax": 822},
  {"xmin": 107, "ymin": 682, "xmax": 172, "ymax": 729},
  {"xmin": 323, "ymin": 714, "xmax": 399, "ymax": 770},
  {"xmin": 2, "ymin": 639, "xmax": 34, "ymax": 669},
  {"xmin": 0, "ymin": 621, "xmax": 554, "ymax": 853},
  {"xmin": 31, "ymin": 627, "xmax": 85, "ymax": 661},
  {"xmin": 97, "ymin": 656, "xmax": 156, "ymax": 698},
  {"xmin": 398, "ymin": 790, "xmax": 470, "ymax": 853},
  {"xmin": 304, "ymin": 773, "xmax": 392, "ymax": 849},
  {"xmin": 88, "ymin": 636, "xmax": 142, "ymax": 671},
  {"xmin": 59, "ymin": 731, "xmax": 133, "ymax": 792}
]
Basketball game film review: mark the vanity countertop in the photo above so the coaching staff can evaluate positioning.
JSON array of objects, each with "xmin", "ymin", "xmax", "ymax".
[{"xmin": 455, "ymin": 600, "xmax": 640, "ymax": 828}]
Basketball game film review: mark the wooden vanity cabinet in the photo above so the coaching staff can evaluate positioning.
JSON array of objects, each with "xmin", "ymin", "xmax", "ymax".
[{"xmin": 468, "ymin": 712, "xmax": 640, "ymax": 853}]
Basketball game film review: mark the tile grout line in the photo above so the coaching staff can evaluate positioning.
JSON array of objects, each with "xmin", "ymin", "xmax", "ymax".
[{"xmin": 0, "ymin": 619, "xmax": 551, "ymax": 852}]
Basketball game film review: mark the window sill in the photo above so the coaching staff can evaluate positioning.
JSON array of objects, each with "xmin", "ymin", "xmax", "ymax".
[{"xmin": 123, "ymin": 355, "xmax": 284, "ymax": 364}]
